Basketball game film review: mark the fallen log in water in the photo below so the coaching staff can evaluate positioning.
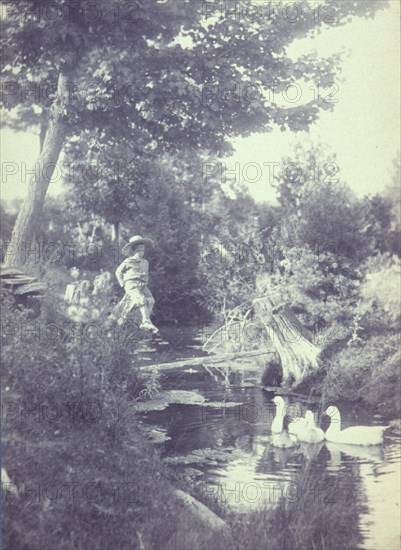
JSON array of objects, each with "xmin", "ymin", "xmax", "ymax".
[
  {"xmin": 262, "ymin": 386, "xmax": 323, "ymax": 401},
  {"xmin": 139, "ymin": 349, "xmax": 274, "ymax": 371}
]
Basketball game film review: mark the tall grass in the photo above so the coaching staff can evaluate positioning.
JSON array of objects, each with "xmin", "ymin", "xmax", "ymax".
[{"xmin": 228, "ymin": 468, "xmax": 364, "ymax": 550}]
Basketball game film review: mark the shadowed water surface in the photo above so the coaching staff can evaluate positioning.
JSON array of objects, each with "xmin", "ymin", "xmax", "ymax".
[{"xmin": 138, "ymin": 328, "xmax": 401, "ymax": 550}]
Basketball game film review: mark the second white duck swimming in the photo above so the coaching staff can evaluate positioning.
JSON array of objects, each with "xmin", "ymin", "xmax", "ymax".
[
  {"xmin": 272, "ymin": 396, "xmax": 308, "ymax": 436},
  {"xmin": 325, "ymin": 406, "xmax": 390, "ymax": 445},
  {"xmin": 288, "ymin": 413, "xmax": 308, "ymax": 437},
  {"xmin": 297, "ymin": 410, "xmax": 325, "ymax": 443}
]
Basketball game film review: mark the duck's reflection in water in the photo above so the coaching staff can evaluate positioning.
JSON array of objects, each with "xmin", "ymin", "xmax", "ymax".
[
  {"xmin": 258, "ymin": 439, "xmax": 325, "ymax": 473},
  {"xmin": 299, "ymin": 441, "xmax": 325, "ymax": 462},
  {"xmin": 325, "ymin": 440, "xmax": 384, "ymax": 470},
  {"xmin": 258, "ymin": 444, "xmax": 295, "ymax": 472}
]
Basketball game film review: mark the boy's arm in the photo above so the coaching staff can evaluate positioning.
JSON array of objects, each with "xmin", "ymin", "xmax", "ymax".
[
  {"xmin": 142, "ymin": 259, "xmax": 149, "ymax": 283},
  {"xmin": 115, "ymin": 260, "xmax": 126, "ymax": 287},
  {"xmin": 126, "ymin": 260, "xmax": 147, "ymax": 283}
]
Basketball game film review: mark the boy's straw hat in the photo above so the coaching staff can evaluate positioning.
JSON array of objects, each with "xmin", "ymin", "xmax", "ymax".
[{"xmin": 122, "ymin": 235, "xmax": 154, "ymax": 257}]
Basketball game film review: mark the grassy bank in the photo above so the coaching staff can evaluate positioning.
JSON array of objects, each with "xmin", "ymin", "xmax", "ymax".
[
  {"xmin": 291, "ymin": 331, "xmax": 401, "ymax": 419},
  {"xmin": 1, "ymin": 289, "xmax": 176, "ymax": 549}
]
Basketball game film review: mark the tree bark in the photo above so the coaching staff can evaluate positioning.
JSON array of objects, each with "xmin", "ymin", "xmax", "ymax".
[
  {"xmin": 253, "ymin": 296, "xmax": 321, "ymax": 387},
  {"xmin": 4, "ymin": 71, "xmax": 70, "ymax": 267},
  {"xmin": 39, "ymin": 118, "xmax": 47, "ymax": 153}
]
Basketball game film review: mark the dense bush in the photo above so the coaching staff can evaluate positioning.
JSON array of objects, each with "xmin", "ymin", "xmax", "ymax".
[
  {"xmin": 359, "ymin": 253, "xmax": 401, "ymax": 329},
  {"xmin": 1, "ymin": 287, "xmax": 140, "ymax": 404},
  {"xmin": 195, "ymin": 191, "xmax": 267, "ymax": 315},
  {"xmin": 318, "ymin": 253, "xmax": 401, "ymax": 416},
  {"xmin": 1, "ymin": 288, "xmax": 191, "ymax": 549},
  {"xmin": 322, "ymin": 334, "xmax": 400, "ymax": 416},
  {"xmin": 256, "ymin": 245, "xmax": 361, "ymax": 329}
]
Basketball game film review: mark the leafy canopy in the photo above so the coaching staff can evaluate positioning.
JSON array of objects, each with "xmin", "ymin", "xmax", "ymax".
[{"xmin": 2, "ymin": 0, "xmax": 388, "ymax": 152}]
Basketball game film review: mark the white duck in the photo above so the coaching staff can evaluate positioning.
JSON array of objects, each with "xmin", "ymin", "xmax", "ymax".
[
  {"xmin": 297, "ymin": 410, "xmax": 325, "ymax": 443},
  {"xmin": 325, "ymin": 406, "xmax": 390, "ymax": 445},
  {"xmin": 272, "ymin": 396, "xmax": 308, "ymax": 434},
  {"xmin": 271, "ymin": 430, "xmax": 298, "ymax": 448},
  {"xmin": 271, "ymin": 397, "xmax": 298, "ymax": 448},
  {"xmin": 271, "ymin": 396, "xmax": 286, "ymax": 434},
  {"xmin": 288, "ymin": 413, "xmax": 308, "ymax": 437}
]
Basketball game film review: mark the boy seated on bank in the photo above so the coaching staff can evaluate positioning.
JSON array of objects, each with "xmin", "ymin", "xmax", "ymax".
[{"xmin": 115, "ymin": 235, "xmax": 158, "ymax": 333}]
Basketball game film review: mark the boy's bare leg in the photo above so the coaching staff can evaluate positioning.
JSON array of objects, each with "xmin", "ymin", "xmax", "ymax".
[
  {"xmin": 139, "ymin": 305, "xmax": 158, "ymax": 333},
  {"xmin": 143, "ymin": 288, "xmax": 155, "ymax": 317}
]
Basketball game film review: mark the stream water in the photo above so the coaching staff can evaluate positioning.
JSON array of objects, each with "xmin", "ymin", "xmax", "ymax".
[{"xmin": 137, "ymin": 327, "xmax": 401, "ymax": 550}]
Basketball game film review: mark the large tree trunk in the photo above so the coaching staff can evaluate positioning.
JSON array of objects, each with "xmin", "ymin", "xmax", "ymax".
[
  {"xmin": 253, "ymin": 296, "xmax": 321, "ymax": 387},
  {"xmin": 4, "ymin": 72, "xmax": 71, "ymax": 268}
]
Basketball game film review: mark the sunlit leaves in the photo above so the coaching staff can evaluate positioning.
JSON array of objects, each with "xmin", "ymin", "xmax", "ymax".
[{"xmin": 1, "ymin": 0, "xmax": 387, "ymax": 153}]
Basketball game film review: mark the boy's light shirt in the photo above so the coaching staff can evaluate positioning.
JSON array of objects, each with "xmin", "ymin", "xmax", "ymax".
[{"xmin": 115, "ymin": 257, "xmax": 149, "ymax": 287}]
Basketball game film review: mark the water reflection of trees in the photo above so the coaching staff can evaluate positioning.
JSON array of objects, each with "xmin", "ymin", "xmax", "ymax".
[{"xmin": 162, "ymin": 386, "xmax": 266, "ymax": 457}]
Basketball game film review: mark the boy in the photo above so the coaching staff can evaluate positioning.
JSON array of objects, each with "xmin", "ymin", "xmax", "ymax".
[{"xmin": 115, "ymin": 235, "xmax": 158, "ymax": 333}]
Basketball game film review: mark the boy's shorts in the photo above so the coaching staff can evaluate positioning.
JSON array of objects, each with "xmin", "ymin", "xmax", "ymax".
[{"xmin": 124, "ymin": 281, "xmax": 154, "ymax": 309}]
